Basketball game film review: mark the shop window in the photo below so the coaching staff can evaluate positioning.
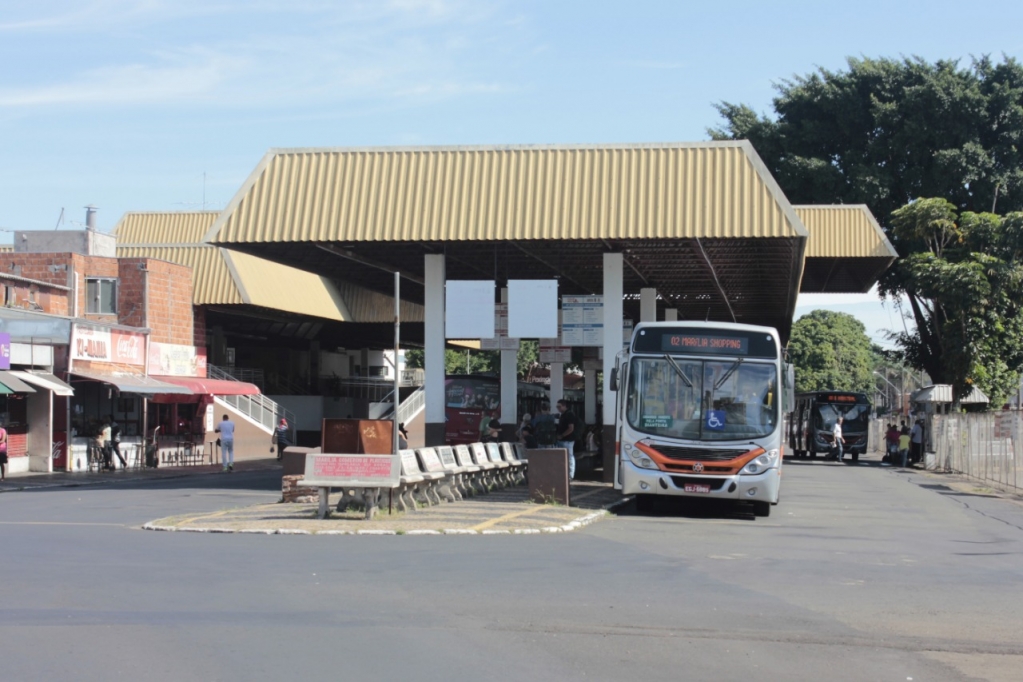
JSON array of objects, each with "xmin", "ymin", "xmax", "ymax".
[{"xmin": 86, "ymin": 278, "xmax": 117, "ymax": 314}]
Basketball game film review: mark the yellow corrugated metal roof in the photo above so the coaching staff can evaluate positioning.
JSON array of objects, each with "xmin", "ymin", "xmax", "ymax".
[
  {"xmin": 113, "ymin": 211, "xmax": 219, "ymax": 244},
  {"xmin": 206, "ymin": 142, "xmax": 808, "ymax": 244},
  {"xmin": 114, "ymin": 210, "xmax": 352, "ymax": 320},
  {"xmin": 117, "ymin": 246, "xmax": 243, "ymax": 305},
  {"xmin": 794, "ymin": 205, "xmax": 897, "ymax": 258},
  {"xmin": 225, "ymin": 250, "xmax": 350, "ymax": 322}
]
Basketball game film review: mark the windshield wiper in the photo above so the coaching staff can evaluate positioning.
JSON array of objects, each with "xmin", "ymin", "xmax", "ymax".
[
  {"xmin": 714, "ymin": 358, "xmax": 743, "ymax": 390},
  {"xmin": 663, "ymin": 354, "xmax": 693, "ymax": 388}
]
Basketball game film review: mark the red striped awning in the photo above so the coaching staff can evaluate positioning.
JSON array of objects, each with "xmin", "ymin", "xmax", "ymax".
[{"xmin": 150, "ymin": 376, "xmax": 261, "ymax": 396}]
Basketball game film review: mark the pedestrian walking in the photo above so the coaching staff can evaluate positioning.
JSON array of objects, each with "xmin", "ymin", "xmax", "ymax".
[
  {"xmin": 273, "ymin": 417, "xmax": 290, "ymax": 460},
  {"xmin": 109, "ymin": 415, "xmax": 127, "ymax": 469},
  {"xmin": 884, "ymin": 423, "xmax": 900, "ymax": 463},
  {"xmin": 829, "ymin": 417, "xmax": 845, "ymax": 462},
  {"xmin": 215, "ymin": 414, "xmax": 236, "ymax": 472}
]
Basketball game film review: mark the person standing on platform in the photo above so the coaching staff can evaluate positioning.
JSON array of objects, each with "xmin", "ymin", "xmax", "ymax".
[
  {"xmin": 215, "ymin": 415, "xmax": 236, "ymax": 472},
  {"xmin": 0, "ymin": 421, "xmax": 8, "ymax": 481},
  {"xmin": 555, "ymin": 399, "xmax": 580, "ymax": 480},
  {"xmin": 532, "ymin": 403, "xmax": 557, "ymax": 448},
  {"xmin": 910, "ymin": 419, "xmax": 924, "ymax": 465}
]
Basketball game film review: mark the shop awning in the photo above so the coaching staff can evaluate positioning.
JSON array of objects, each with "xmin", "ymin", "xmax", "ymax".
[
  {"xmin": 0, "ymin": 370, "xmax": 38, "ymax": 394},
  {"xmin": 8, "ymin": 370, "xmax": 74, "ymax": 396},
  {"xmin": 150, "ymin": 376, "xmax": 261, "ymax": 396},
  {"xmin": 69, "ymin": 370, "xmax": 192, "ymax": 396}
]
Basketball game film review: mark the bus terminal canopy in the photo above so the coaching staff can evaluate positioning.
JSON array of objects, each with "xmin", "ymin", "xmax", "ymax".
[{"xmin": 202, "ymin": 142, "xmax": 895, "ymax": 340}]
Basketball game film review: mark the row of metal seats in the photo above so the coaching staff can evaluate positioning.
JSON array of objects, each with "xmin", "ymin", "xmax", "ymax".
[{"xmin": 394, "ymin": 442, "xmax": 527, "ymax": 513}]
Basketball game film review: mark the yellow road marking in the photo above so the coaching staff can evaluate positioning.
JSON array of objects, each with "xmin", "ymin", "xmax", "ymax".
[{"xmin": 470, "ymin": 488, "xmax": 610, "ymax": 531}]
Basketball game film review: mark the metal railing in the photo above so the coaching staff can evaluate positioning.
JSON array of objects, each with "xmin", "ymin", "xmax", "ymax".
[
  {"xmin": 396, "ymin": 385, "xmax": 426, "ymax": 425},
  {"xmin": 368, "ymin": 385, "xmax": 425, "ymax": 424},
  {"xmin": 208, "ymin": 365, "xmax": 295, "ymax": 435},
  {"xmin": 931, "ymin": 412, "xmax": 1022, "ymax": 492},
  {"xmin": 208, "ymin": 364, "xmax": 265, "ymax": 387}
]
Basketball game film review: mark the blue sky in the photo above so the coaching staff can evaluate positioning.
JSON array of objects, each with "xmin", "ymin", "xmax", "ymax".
[{"xmin": 3, "ymin": 0, "xmax": 1022, "ymax": 344}]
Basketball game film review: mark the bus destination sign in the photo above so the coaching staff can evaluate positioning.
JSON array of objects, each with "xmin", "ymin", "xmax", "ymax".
[
  {"xmin": 823, "ymin": 394, "xmax": 860, "ymax": 403},
  {"xmin": 661, "ymin": 334, "xmax": 749, "ymax": 355}
]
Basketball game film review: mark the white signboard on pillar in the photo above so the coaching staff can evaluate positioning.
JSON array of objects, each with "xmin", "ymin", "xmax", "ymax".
[
  {"xmin": 445, "ymin": 280, "xmax": 495, "ymax": 339},
  {"xmin": 562, "ymin": 296, "xmax": 603, "ymax": 346},
  {"xmin": 508, "ymin": 280, "xmax": 558, "ymax": 339}
]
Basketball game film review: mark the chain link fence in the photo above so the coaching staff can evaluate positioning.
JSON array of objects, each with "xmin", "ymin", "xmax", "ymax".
[{"xmin": 930, "ymin": 412, "xmax": 1022, "ymax": 492}]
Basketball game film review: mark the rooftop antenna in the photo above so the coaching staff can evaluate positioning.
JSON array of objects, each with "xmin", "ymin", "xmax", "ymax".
[{"xmin": 54, "ymin": 207, "xmax": 65, "ymax": 230}]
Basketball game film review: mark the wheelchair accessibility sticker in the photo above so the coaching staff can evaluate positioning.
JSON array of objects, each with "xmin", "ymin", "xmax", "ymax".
[{"xmin": 705, "ymin": 410, "xmax": 726, "ymax": 431}]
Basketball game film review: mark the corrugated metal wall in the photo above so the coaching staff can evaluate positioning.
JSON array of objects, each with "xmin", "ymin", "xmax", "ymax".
[{"xmin": 114, "ymin": 211, "xmax": 219, "ymax": 245}]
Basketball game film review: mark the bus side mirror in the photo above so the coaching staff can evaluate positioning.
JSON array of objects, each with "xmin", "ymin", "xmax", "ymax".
[
  {"xmin": 783, "ymin": 363, "xmax": 795, "ymax": 412},
  {"xmin": 610, "ymin": 368, "xmax": 619, "ymax": 392}
]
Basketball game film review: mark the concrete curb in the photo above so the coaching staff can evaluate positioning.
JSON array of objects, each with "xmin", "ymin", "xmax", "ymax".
[{"xmin": 141, "ymin": 493, "xmax": 633, "ymax": 537}]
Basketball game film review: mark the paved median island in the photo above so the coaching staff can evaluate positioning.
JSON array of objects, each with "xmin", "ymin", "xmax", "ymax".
[{"xmin": 143, "ymin": 481, "xmax": 627, "ymax": 535}]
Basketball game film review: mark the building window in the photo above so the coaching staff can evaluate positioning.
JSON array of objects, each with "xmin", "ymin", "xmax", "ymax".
[{"xmin": 86, "ymin": 278, "xmax": 117, "ymax": 314}]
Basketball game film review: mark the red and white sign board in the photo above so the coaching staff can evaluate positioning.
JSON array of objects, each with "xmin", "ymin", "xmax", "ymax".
[
  {"xmin": 71, "ymin": 323, "xmax": 145, "ymax": 366},
  {"xmin": 304, "ymin": 453, "xmax": 400, "ymax": 488}
]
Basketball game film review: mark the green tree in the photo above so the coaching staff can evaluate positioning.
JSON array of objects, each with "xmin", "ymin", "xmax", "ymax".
[
  {"xmin": 886, "ymin": 199, "xmax": 1023, "ymax": 406},
  {"xmin": 711, "ymin": 55, "xmax": 1023, "ymax": 406},
  {"xmin": 710, "ymin": 56, "xmax": 1023, "ymax": 220},
  {"xmin": 787, "ymin": 310, "xmax": 875, "ymax": 394}
]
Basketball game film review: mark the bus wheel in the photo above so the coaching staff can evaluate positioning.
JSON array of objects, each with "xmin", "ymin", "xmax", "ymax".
[
  {"xmin": 635, "ymin": 494, "xmax": 655, "ymax": 513},
  {"xmin": 752, "ymin": 501, "xmax": 771, "ymax": 517}
]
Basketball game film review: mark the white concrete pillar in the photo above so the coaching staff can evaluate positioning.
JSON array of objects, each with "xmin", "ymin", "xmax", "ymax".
[
  {"xmin": 602, "ymin": 253, "xmax": 623, "ymax": 481},
  {"xmin": 664, "ymin": 308, "xmax": 678, "ymax": 322},
  {"xmin": 424, "ymin": 254, "xmax": 446, "ymax": 445},
  {"xmin": 500, "ymin": 288, "xmax": 518, "ymax": 427},
  {"xmin": 584, "ymin": 368, "xmax": 597, "ymax": 424},
  {"xmin": 640, "ymin": 287, "xmax": 657, "ymax": 322},
  {"xmin": 550, "ymin": 362, "xmax": 564, "ymax": 405}
]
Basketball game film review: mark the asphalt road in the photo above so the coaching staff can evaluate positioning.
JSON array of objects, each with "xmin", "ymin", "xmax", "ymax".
[{"xmin": 1, "ymin": 457, "xmax": 1021, "ymax": 682}]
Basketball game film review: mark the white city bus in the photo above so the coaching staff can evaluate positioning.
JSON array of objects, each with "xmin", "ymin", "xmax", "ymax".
[{"xmin": 612, "ymin": 321, "xmax": 793, "ymax": 517}]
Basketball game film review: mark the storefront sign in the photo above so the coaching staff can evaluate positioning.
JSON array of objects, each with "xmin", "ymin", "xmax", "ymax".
[
  {"xmin": 148, "ymin": 342, "xmax": 207, "ymax": 377},
  {"xmin": 0, "ymin": 332, "xmax": 10, "ymax": 370},
  {"xmin": 71, "ymin": 324, "xmax": 145, "ymax": 366}
]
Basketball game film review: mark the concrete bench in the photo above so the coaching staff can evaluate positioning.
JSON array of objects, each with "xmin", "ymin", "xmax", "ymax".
[
  {"xmin": 436, "ymin": 445, "xmax": 474, "ymax": 499},
  {"xmin": 480, "ymin": 443, "xmax": 514, "ymax": 488},
  {"xmin": 453, "ymin": 444, "xmax": 489, "ymax": 494},
  {"xmin": 398, "ymin": 449, "xmax": 443, "ymax": 511},
  {"xmin": 415, "ymin": 447, "xmax": 460, "ymax": 503},
  {"xmin": 470, "ymin": 443, "xmax": 508, "ymax": 490},
  {"xmin": 499, "ymin": 442, "xmax": 528, "ymax": 484},
  {"xmin": 301, "ymin": 477, "xmax": 384, "ymax": 520}
]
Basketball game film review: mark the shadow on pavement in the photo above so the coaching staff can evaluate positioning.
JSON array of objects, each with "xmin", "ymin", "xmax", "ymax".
[
  {"xmin": 612, "ymin": 496, "xmax": 759, "ymax": 521},
  {"xmin": 1, "ymin": 464, "xmax": 283, "ymax": 495}
]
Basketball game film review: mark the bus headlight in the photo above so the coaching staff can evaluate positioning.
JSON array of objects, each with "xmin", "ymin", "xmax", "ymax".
[
  {"xmin": 623, "ymin": 442, "xmax": 658, "ymax": 470},
  {"xmin": 741, "ymin": 449, "xmax": 779, "ymax": 475}
]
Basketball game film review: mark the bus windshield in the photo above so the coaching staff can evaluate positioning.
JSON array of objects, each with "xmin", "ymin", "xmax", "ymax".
[
  {"xmin": 814, "ymin": 402, "xmax": 870, "ymax": 431},
  {"xmin": 626, "ymin": 356, "xmax": 778, "ymax": 441}
]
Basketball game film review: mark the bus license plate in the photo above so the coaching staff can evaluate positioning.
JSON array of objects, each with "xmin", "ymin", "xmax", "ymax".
[{"xmin": 683, "ymin": 483, "xmax": 711, "ymax": 494}]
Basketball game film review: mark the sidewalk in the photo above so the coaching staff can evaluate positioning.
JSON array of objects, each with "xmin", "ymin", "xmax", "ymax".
[
  {"xmin": 143, "ymin": 481, "xmax": 627, "ymax": 536},
  {"xmin": 0, "ymin": 458, "xmax": 282, "ymax": 493}
]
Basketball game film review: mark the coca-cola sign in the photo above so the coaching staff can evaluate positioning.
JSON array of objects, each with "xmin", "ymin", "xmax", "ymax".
[{"xmin": 71, "ymin": 324, "xmax": 145, "ymax": 367}]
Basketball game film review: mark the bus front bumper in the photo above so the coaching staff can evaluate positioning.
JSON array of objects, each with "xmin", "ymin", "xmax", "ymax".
[{"xmin": 620, "ymin": 460, "xmax": 780, "ymax": 504}]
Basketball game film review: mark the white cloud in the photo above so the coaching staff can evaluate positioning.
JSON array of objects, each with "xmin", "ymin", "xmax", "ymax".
[{"xmin": 0, "ymin": 0, "xmax": 522, "ymax": 110}]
